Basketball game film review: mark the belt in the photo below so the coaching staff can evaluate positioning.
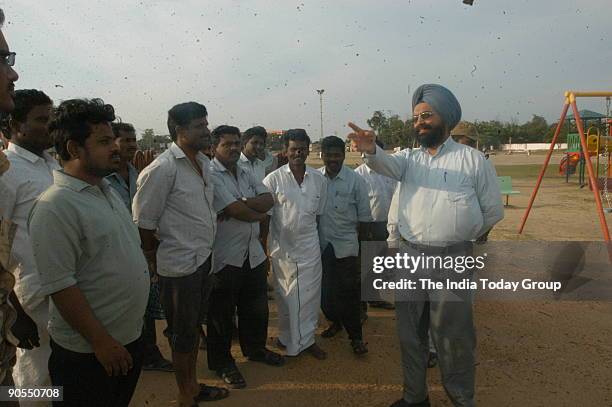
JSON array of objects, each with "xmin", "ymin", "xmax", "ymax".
[{"xmin": 403, "ymin": 240, "xmax": 473, "ymax": 255}]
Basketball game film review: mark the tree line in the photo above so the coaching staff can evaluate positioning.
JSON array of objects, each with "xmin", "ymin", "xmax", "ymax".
[
  {"xmin": 365, "ymin": 110, "xmax": 610, "ymax": 150},
  {"xmin": 135, "ymin": 112, "xmax": 610, "ymax": 152}
]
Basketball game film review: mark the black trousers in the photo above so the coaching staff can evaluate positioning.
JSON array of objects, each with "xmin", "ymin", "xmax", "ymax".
[
  {"xmin": 321, "ymin": 244, "xmax": 362, "ymax": 340},
  {"xmin": 369, "ymin": 221, "xmax": 390, "ymax": 242},
  {"xmin": 49, "ymin": 336, "xmax": 144, "ymax": 407},
  {"xmin": 206, "ymin": 259, "xmax": 269, "ymax": 370}
]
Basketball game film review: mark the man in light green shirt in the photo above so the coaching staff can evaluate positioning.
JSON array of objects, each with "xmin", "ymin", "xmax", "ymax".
[{"xmin": 29, "ymin": 99, "xmax": 149, "ymax": 407}]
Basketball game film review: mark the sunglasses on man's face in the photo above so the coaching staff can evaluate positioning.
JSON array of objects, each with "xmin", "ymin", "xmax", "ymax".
[
  {"xmin": 0, "ymin": 52, "xmax": 16, "ymax": 67},
  {"xmin": 412, "ymin": 111, "xmax": 435, "ymax": 122}
]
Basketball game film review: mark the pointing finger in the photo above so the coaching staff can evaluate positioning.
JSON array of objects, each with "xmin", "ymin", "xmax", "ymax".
[{"xmin": 348, "ymin": 122, "xmax": 364, "ymax": 134}]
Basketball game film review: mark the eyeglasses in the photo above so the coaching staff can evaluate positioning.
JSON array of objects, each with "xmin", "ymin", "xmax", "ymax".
[
  {"xmin": 412, "ymin": 111, "xmax": 435, "ymax": 122},
  {"xmin": 0, "ymin": 52, "xmax": 16, "ymax": 67}
]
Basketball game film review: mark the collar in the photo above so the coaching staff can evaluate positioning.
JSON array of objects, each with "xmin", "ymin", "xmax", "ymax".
[
  {"xmin": 106, "ymin": 162, "xmax": 138, "ymax": 182},
  {"xmin": 169, "ymin": 142, "xmax": 187, "ymax": 159},
  {"xmin": 54, "ymin": 169, "xmax": 111, "ymax": 193},
  {"xmin": 7, "ymin": 143, "xmax": 54, "ymax": 164},
  {"xmin": 169, "ymin": 142, "xmax": 208, "ymax": 165},
  {"xmin": 240, "ymin": 152, "xmax": 260, "ymax": 166},
  {"xmin": 282, "ymin": 164, "xmax": 310, "ymax": 176},
  {"xmin": 321, "ymin": 165, "xmax": 347, "ymax": 180},
  {"xmin": 127, "ymin": 162, "xmax": 138, "ymax": 174},
  {"xmin": 212, "ymin": 157, "xmax": 243, "ymax": 175},
  {"xmin": 420, "ymin": 135, "xmax": 456, "ymax": 156}
]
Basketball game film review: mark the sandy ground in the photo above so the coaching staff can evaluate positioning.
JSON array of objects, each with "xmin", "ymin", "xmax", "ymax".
[{"xmin": 131, "ymin": 153, "xmax": 612, "ymax": 407}]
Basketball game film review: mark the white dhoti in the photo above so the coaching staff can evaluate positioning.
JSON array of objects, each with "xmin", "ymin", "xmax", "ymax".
[
  {"xmin": 271, "ymin": 255, "xmax": 322, "ymax": 356},
  {"xmin": 13, "ymin": 299, "xmax": 51, "ymax": 407}
]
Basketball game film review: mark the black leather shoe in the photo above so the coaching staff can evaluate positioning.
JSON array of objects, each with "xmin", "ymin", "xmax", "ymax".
[{"xmin": 389, "ymin": 397, "xmax": 430, "ymax": 407}]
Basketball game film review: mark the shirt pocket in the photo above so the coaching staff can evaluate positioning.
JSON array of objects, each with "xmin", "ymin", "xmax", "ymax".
[
  {"xmin": 334, "ymin": 192, "xmax": 352, "ymax": 212},
  {"xmin": 445, "ymin": 190, "xmax": 480, "ymax": 241},
  {"xmin": 304, "ymin": 193, "xmax": 321, "ymax": 214}
]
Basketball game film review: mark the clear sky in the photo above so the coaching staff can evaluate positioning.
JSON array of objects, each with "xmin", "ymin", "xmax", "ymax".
[{"xmin": 3, "ymin": 0, "xmax": 611, "ymax": 139}]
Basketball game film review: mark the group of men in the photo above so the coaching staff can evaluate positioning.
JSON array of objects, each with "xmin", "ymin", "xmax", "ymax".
[{"xmin": 0, "ymin": 6, "xmax": 505, "ymax": 407}]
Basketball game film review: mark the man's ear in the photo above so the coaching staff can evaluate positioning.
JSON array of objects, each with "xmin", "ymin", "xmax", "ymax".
[
  {"xmin": 175, "ymin": 125, "xmax": 187, "ymax": 142},
  {"xmin": 66, "ymin": 139, "xmax": 81, "ymax": 160}
]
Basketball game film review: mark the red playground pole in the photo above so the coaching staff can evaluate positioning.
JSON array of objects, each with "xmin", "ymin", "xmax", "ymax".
[{"xmin": 518, "ymin": 102, "xmax": 570, "ymax": 234}]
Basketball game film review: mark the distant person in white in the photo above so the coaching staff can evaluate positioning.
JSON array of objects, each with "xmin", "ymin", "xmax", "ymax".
[
  {"xmin": 355, "ymin": 138, "xmax": 397, "ymax": 311},
  {"xmin": 0, "ymin": 89, "xmax": 57, "ymax": 406},
  {"xmin": 349, "ymin": 84, "xmax": 503, "ymax": 407},
  {"xmin": 262, "ymin": 129, "xmax": 328, "ymax": 360},
  {"xmin": 239, "ymin": 126, "xmax": 269, "ymax": 182}
]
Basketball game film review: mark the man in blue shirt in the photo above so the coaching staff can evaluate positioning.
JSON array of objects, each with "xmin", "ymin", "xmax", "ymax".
[
  {"xmin": 105, "ymin": 122, "xmax": 173, "ymax": 374},
  {"xmin": 318, "ymin": 136, "xmax": 372, "ymax": 355}
]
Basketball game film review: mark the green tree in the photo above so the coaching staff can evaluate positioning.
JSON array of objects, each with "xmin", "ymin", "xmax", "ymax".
[
  {"xmin": 138, "ymin": 129, "xmax": 155, "ymax": 150},
  {"xmin": 366, "ymin": 111, "xmax": 414, "ymax": 149}
]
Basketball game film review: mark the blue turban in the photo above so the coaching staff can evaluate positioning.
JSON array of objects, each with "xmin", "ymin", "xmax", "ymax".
[{"xmin": 412, "ymin": 84, "xmax": 462, "ymax": 131}]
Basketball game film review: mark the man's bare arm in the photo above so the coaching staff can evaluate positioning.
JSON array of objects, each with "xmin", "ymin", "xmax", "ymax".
[
  {"xmin": 243, "ymin": 193, "xmax": 274, "ymax": 213},
  {"xmin": 52, "ymin": 285, "xmax": 133, "ymax": 377},
  {"xmin": 224, "ymin": 201, "xmax": 268, "ymax": 223}
]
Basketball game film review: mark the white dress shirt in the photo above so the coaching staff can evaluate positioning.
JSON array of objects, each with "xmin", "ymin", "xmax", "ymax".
[
  {"xmin": 263, "ymin": 165, "xmax": 327, "ymax": 262},
  {"xmin": 0, "ymin": 143, "xmax": 60, "ymax": 309},
  {"xmin": 239, "ymin": 152, "xmax": 267, "ymax": 183},
  {"xmin": 355, "ymin": 163, "xmax": 397, "ymax": 222},
  {"xmin": 133, "ymin": 143, "xmax": 216, "ymax": 277},
  {"xmin": 364, "ymin": 137, "xmax": 504, "ymax": 246},
  {"xmin": 209, "ymin": 158, "xmax": 269, "ymax": 273}
]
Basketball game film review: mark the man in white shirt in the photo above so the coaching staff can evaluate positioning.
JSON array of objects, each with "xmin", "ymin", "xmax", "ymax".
[
  {"xmin": 263, "ymin": 129, "xmax": 328, "ymax": 360},
  {"xmin": 1, "ymin": 89, "xmax": 58, "ymax": 405},
  {"xmin": 0, "ymin": 13, "xmax": 42, "ymax": 400},
  {"xmin": 133, "ymin": 102, "xmax": 229, "ymax": 406},
  {"xmin": 349, "ymin": 84, "xmax": 503, "ymax": 407},
  {"xmin": 206, "ymin": 125, "xmax": 283, "ymax": 389},
  {"xmin": 239, "ymin": 126, "xmax": 269, "ymax": 182},
  {"xmin": 355, "ymin": 139, "xmax": 397, "ymax": 312}
]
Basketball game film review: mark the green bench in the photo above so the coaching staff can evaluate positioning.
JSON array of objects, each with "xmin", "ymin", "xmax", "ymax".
[{"xmin": 497, "ymin": 176, "xmax": 520, "ymax": 206}]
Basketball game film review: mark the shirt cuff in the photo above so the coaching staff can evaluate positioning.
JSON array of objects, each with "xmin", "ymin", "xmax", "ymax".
[
  {"xmin": 39, "ymin": 277, "xmax": 78, "ymax": 296},
  {"xmin": 134, "ymin": 218, "xmax": 158, "ymax": 230}
]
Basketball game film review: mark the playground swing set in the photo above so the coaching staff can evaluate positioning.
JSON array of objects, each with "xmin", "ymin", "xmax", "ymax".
[{"xmin": 519, "ymin": 91, "xmax": 612, "ymax": 243}]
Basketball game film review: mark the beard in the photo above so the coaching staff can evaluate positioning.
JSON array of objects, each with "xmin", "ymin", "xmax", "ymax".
[{"xmin": 417, "ymin": 125, "xmax": 445, "ymax": 148}]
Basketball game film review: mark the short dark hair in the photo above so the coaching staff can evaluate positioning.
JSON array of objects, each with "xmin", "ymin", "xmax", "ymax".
[
  {"xmin": 112, "ymin": 122, "xmax": 136, "ymax": 138},
  {"xmin": 211, "ymin": 125, "xmax": 240, "ymax": 145},
  {"xmin": 320, "ymin": 135, "xmax": 345, "ymax": 152},
  {"xmin": 375, "ymin": 139, "xmax": 385, "ymax": 149},
  {"xmin": 167, "ymin": 102, "xmax": 207, "ymax": 141},
  {"xmin": 11, "ymin": 89, "xmax": 53, "ymax": 124},
  {"xmin": 51, "ymin": 99, "xmax": 116, "ymax": 161},
  {"xmin": 284, "ymin": 129, "xmax": 310, "ymax": 148},
  {"xmin": 242, "ymin": 126, "xmax": 267, "ymax": 144}
]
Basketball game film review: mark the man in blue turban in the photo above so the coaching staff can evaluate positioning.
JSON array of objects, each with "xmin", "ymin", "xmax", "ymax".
[{"xmin": 349, "ymin": 84, "xmax": 503, "ymax": 407}]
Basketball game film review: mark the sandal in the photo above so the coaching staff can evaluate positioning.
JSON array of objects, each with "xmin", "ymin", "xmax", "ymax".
[
  {"xmin": 195, "ymin": 383, "xmax": 231, "ymax": 401},
  {"xmin": 248, "ymin": 348, "xmax": 285, "ymax": 366},
  {"xmin": 427, "ymin": 351, "xmax": 438, "ymax": 368},
  {"xmin": 216, "ymin": 366, "xmax": 247, "ymax": 389}
]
